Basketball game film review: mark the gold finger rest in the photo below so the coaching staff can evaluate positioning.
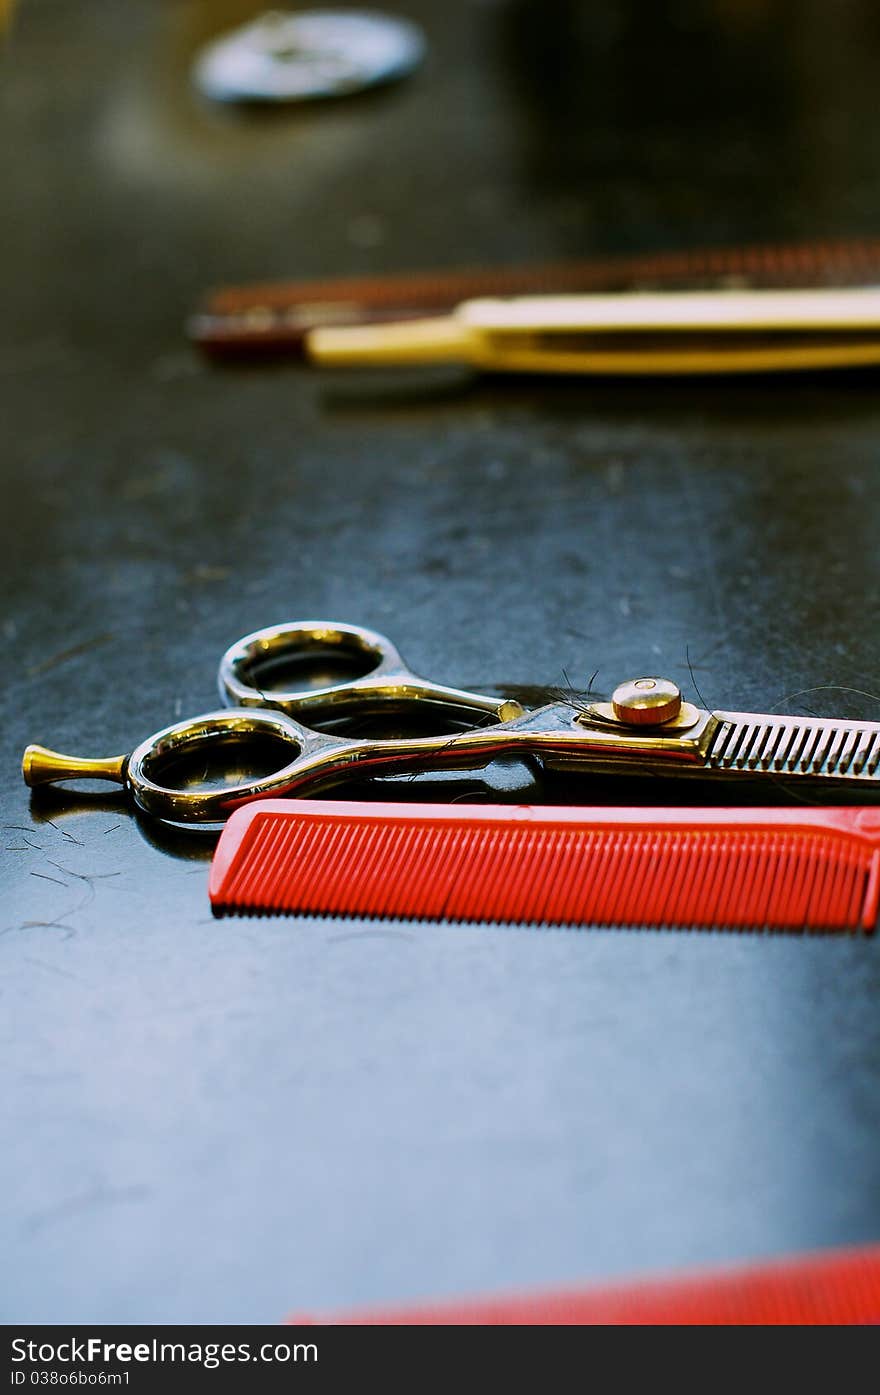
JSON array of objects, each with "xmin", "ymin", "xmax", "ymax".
[{"xmin": 22, "ymin": 745, "xmax": 127, "ymax": 787}]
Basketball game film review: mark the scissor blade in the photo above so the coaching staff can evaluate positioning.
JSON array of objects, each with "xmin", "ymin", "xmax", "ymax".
[{"xmin": 708, "ymin": 711, "xmax": 880, "ymax": 781}]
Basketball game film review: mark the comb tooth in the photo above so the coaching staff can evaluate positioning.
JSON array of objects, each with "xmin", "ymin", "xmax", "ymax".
[
  {"xmin": 499, "ymin": 827, "xmax": 543, "ymax": 922},
  {"xmin": 443, "ymin": 823, "xmax": 492, "ymax": 921},
  {"xmin": 749, "ymin": 833, "xmax": 775, "ymax": 926},
  {"xmin": 832, "ymin": 727, "xmax": 858, "ymax": 775},
  {"xmin": 604, "ymin": 831, "xmax": 643, "ymax": 924},
  {"xmin": 308, "ymin": 817, "xmax": 352, "ymax": 914},
  {"xmin": 702, "ymin": 836, "xmax": 728, "ymax": 926},
  {"xmin": 741, "ymin": 837, "xmax": 769, "ymax": 926},
  {"xmin": 286, "ymin": 818, "xmax": 341, "ymax": 912},
  {"xmin": 267, "ymin": 815, "xmax": 324, "ymax": 911},
  {"xmin": 618, "ymin": 832, "xmax": 647, "ymax": 925},
  {"xmin": 869, "ymin": 738, "xmax": 880, "ymax": 775},
  {"xmin": 710, "ymin": 721, "xmax": 737, "ymax": 764},
  {"xmin": 791, "ymin": 835, "xmax": 824, "ymax": 929},
  {"xmin": 734, "ymin": 832, "xmax": 760, "ymax": 926},
  {"xmin": 798, "ymin": 723, "xmax": 825, "ymax": 773},
  {"xmin": 224, "ymin": 815, "xmax": 282, "ymax": 907},
  {"xmin": 723, "ymin": 722, "xmax": 754, "ymax": 769},
  {"xmin": 743, "ymin": 724, "xmax": 770, "ymax": 769},
  {"xmin": 262, "ymin": 815, "xmax": 304, "ymax": 911},
  {"xmin": 808, "ymin": 837, "xmax": 836, "ymax": 926},
  {"xmin": 759, "ymin": 722, "xmax": 786, "ymax": 770},
  {"xmin": 715, "ymin": 834, "xmax": 749, "ymax": 927},
  {"xmin": 582, "ymin": 825, "xmax": 621, "ymax": 926},
  {"xmin": 373, "ymin": 822, "xmax": 421, "ymax": 915},
  {"xmin": 555, "ymin": 825, "xmax": 588, "ymax": 926},
  {"xmin": 787, "ymin": 835, "xmax": 819, "ymax": 927},
  {"xmin": 848, "ymin": 847, "xmax": 874, "ymax": 929},
  {"xmin": 862, "ymin": 848, "xmax": 880, "ymax": 929},
  {"xmin": 664, "ymin": 831, "xmax": 702, "ymax": 925},
  {"xmin": 326, "ymin": 819, "xmax": 383, "ymax": 914},
  {"xmin": 643, "ymin": 832, "xmax": 672, "ymax": 925},
  {"xmin": 644, "ymin": 832, "xmax": 679, "ymax": 927},
  {"xmin": 479, "ymin": 820, "xmax": 541, "ymax": 920},
  {"xmin": 734, "ymin": 835, "xmax": 762, "ymax": 925},
  {"xmin": 362, "ymin": 824, "xmax": 404, "ymax": 917},
  {"xmin": 398, "ymin": 823, "xmax": 447, "ymax": 919},
  {"xmin": 648, "ymin": 830, "xmax": 679, "ymax": 924},
  {"xmin": 441, "ymin": 824, "xmax": 484, "ymax": 920},
  {"xmin": 508, "ymin": 827, "xmax": 550, "ymax": 924},
  {"xmin": 686, "ymin": 834, "xmax": 717, "ymax": 925},
  {"xmin": 541, "ymin": 829, "xmax": 575, "ymax": 923},
  {"xmin": 557, "ymin": 825, "xmax": 591, "ymax": 926},
  {"xmin": 827, "ymin": 844, "xmax": 859, "ymax": 929},
  {"xmin": 602, "ymin": 825, "xmax": 644, "ymax": 926},
  {"xmin": 234, "ymin": 814, "xmax": 290, "ymax": 906},
  {"xmin": 251, "ymin": 814, "xmax": 311, "ymax": 910},
  {"xmin": 762, "ymin": 836, "xmax": 793, "ymax": 925},
  {"xmin": 322, "ymin": 820, "xmax": 382, "ymax": 915},
  {"xmin": 575, "ymin": 829, "xmax": 613, "ymax": 924},
  {"xmin": 835, "ymin": 849, "xmax": 864, "ymax": 930},
  {"xmin": 460, "ymin": 823, "xmax": 511, "ymax": 921},
  {"xmin": 808, "ymin": 840, "xmax": 838, "ymax": 929},
  {"xmin": 851, "ymin": 732, "xmax": 875, "ymax": 775},
  {"xmin": 811, "ymin": 724, "xmax": 837, "ymax": 774},
  {"xmin": 537, "ymin": 829, "xmax": 576, "ymax": 924},
  {"xmin": 824, "ymin": 727, "xmax": 849, "ymax": 774},
  {"xmin": 301, "ymin": 814, "xmax": 357, "ymax": 915},
  {"xmin": 578, "ymin": 830, "xmax": 608, "ymax": 922},
  {"xmin": 786, "ymin": 831, "xmax": 825, "ymax": 931},
  {"xmin": 699, "ymin": 831, "xmax": 739, "ymax": 927},
  {"xmin": 320, "ymin": 814, "xmax": 382, "ymax": 915},
  {"xmin": 772, "ymin": 724, "xmax": 799, "ymax": 771},
  {"xmin": 682, "ymin": 831, "xmax": 716, "ymax": 926},
  {"xmin": 840, "ymin": 849, "xmax": 867, "ymax": 931},
  {"xmin": 625, "ymin": 831, "xmax": 662, "ymax": 925},
  {"xmin": 706, "ymin": 833, "xmax": 736, "ymax": 927},
  {"xmin": 786, "ymin": 831, "xmax": 820, "ymax": 931},
  {"xmin": 461, "ymin": 826, "xmax": 514, "ymax": 922},
  {"xmin": 775, "ymin": 725, "xmax": 803, "ymax": 770},
  {"xmin": 370, "ymin": 820, "xmax": 418, "ymax": 920},
  {"xmin": 772, "ymin": 833, "xmax": 801, "ymax": 923},
  {"xmin": 798, "ymin": 835, "xmax": 834, "ymax": 929},
  {"xmin": 783, "ymin": 725, "xmax": 810, "ymax": 773}
]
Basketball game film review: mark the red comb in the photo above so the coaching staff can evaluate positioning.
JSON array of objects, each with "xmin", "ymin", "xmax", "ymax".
[
  {"xmin": 288, "ymin": 1241, "xmax": 880, "ymax": 1325},
  {"xmin": 209, "ymin": 802, "xmax": 880, "ymax": 932}
]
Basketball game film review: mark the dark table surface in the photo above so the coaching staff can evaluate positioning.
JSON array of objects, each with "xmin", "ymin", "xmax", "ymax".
[{"xmin": 2, "ymin": 0, "xmax": 880, "ymax": 1324}]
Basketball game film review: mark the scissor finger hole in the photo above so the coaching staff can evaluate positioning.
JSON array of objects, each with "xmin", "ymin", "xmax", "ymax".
[
  {"xmin": 225, "ymin": 624, "xmax": 387, "ymax": 701},
  {"xmin": 140, "ymin": 731, "xmax": 299, "ymax": 794},
  {"xmin": 243, "ymin": 642, "xmax": 382, "ymax": 695}
]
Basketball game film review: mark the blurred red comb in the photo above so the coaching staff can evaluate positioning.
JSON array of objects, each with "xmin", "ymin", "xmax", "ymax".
[{"xmin": 288, "ymin": 1242, "xmax": 880, "ymax": 1325}]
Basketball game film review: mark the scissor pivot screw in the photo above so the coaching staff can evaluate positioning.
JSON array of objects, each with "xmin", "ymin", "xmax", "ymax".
[{"xmin": 612, "ymin": 677, "xmax": 682, "ymax": 726}]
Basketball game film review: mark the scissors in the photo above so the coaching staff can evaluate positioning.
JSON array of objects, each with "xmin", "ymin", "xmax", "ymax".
[{"xmin": 22, "ymin": 620, "xmax": 880, "ymax": 825}]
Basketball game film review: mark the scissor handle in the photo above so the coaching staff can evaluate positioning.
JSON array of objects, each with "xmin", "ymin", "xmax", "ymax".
[
  {"xmin": 218, "ymin": 620, "xmax": 521, "ymax": 725},
  {"xmin": 122, "ymin": 706, "xmax": 336, "ymax": 823},
  {"xmin": 22, "ymin": 708, "xmax": 328, "ymax": 822}
]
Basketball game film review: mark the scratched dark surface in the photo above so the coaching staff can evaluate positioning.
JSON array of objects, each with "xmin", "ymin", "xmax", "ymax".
[{"xmin": 2, "ymin": 0, "xmax": 880, "ymax": 1324}]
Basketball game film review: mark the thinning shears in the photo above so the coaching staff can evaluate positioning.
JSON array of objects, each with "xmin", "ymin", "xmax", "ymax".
[{"xmin": 22, "ymin": 620, "xmax": 880, "ymax": 825}]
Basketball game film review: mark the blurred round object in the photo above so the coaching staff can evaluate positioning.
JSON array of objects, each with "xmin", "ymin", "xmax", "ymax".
[{"xmin": 193, "ymin": 8, "xmax": 427, "ymax": 104}]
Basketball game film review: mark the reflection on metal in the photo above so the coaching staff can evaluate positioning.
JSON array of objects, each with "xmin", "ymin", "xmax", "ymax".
[
  {"xmin": 22, "ymin": 621, "xmax": 880, "ymax": 826},
  {"xmin": 307, "ymin": 287, "xmax": 880, "ymax": 374},
  {"xmin": 193, "ymin": 9, "xmax": 426, "ymax": 104}
]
